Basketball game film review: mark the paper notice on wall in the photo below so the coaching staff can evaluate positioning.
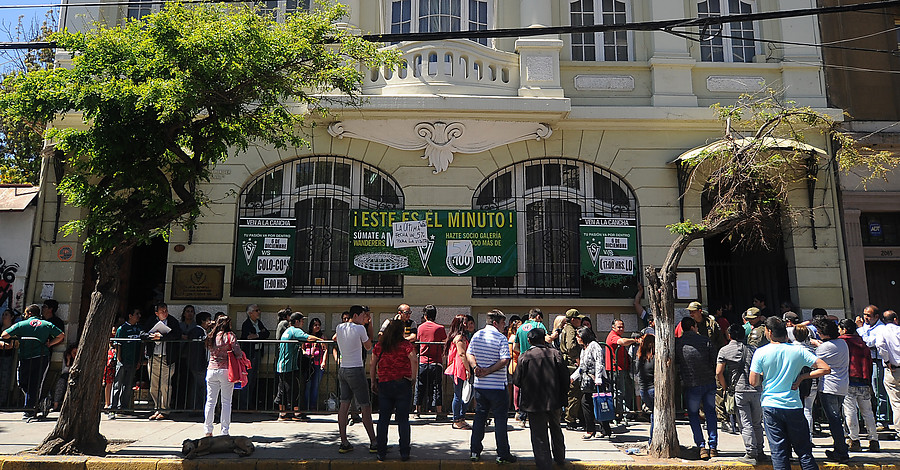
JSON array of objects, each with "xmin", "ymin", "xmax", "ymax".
[
  {"xmin": 676, "ymin": 280, "xmax": 691, "ymax": 299},
  {"xmin": 392, "ymin": 220, "xmax": 428, "ymax": 248},
  {"xmin": 40, "ymin": 283, "xmax": 54, "ymax": 300}
]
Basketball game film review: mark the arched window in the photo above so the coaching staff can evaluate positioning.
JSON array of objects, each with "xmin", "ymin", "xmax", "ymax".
[
  {"xmin": 473, "ymin": 158, "xmax": 638, "ymax": 297},
  {"xmin": 238, "ymin": 156, "xmax": 404, "ymax": 295}
]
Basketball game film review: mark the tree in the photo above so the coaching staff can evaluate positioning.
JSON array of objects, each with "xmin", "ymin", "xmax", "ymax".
[
  {"xmin": 0, "ymin": 11, "xmax": 56, "ymax": 184},
  {"xmin": 644, "ymin": 91, "xmax": 897, "ymax": 458},
  {"xmin": 0, "ymin": 2, "xmax": 395, "ymax": 455}
]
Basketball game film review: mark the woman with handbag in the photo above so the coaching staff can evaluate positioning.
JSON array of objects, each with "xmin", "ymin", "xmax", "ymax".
[
  {"xmin": 371, "ymin": 319, "xmax": 416, "ymax": 461},
  {"xmin": 203, "ymin": 315, "xmax": 243, "ymax": 436},
  {"xmin": 571, "ymin": 326, "xmax": 612, "ymax": 439},
  {"xmin": 444, "ymin": 314, "xmax": 473, "ymax": 430}
]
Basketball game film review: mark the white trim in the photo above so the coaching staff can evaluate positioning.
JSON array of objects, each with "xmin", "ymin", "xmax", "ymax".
[
  {"xmin": 383, "ymin": 0, "xmax": 495, "ymax": 47},
  {"xmin": 568, "ymin": 0, "xmax": 633, "ymax": 62}
]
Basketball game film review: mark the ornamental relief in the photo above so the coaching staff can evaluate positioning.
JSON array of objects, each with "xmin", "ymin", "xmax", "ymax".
[{"xmin": 327, "ymin": 120, "xmax": 552, "ymax": 174}]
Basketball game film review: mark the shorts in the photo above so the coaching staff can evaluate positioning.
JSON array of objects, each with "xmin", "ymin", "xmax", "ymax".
[{"xmin": 338, "ymin": 367, "xmax": 370, "ymax": 406}]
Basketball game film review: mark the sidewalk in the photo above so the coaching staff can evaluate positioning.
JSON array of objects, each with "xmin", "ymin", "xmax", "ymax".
[{"xmin": 0, "ymin": 411, "xmax": 898, "ymax": 468}]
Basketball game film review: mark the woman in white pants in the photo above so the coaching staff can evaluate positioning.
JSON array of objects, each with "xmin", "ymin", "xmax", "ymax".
[{"xmin": 204, "ymin": 315, "xmax": 243, "ymax": 436}]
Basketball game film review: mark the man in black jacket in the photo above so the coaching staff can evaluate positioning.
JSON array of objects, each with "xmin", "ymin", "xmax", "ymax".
[
  {"xmin": 513, "ymin": 328, "xmax": 568, "ymax": 470},
  {"xmin": 145, "ymin": 303, "xmax": 182, "ymax": 420},
  {"xmin": 676, "ymin": 316, "xmax": 718, "ymax": 459},
  {"xmin": 239, "ymin": 304, "xmax": 269, "ymax": 409}
]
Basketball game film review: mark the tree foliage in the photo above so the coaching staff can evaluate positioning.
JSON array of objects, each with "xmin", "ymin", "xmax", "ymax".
[
  {"xmin": 0, "ymin": 11, "xmax": 56, "ymax": 184},
  {"xmin": 644, "ymin": 90, "xmax": 897, "ymax": 458},
  {"xmin": 0, "ymin": 1, "xmax": 395, "ymax": 455}
]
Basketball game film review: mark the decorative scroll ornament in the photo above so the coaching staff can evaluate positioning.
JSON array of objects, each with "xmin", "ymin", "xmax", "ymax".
[{"xmin": 328, "ymin": 120, "xmax": 553, "ymax": 174}]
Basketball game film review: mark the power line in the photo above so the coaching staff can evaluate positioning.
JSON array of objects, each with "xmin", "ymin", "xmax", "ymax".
[{"xmin": 1, "ymin": 0, "xmax": 899, "ymax": 49}]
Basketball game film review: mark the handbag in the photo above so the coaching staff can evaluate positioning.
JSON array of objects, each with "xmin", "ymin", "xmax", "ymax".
[
  {"xmin": 592, "ymin": 389, "xmax": 615, "ymax": 422},
  {"xmin": 461, "ymin": 375, "xmax": 474, "ymax": 403}
]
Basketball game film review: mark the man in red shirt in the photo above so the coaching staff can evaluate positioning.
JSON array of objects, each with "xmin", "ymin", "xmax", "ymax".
[
  {"xmin": 416, "ymin": 305, "xmax": 447, "ymax": 419},
  {"xmin": 605, "ymin": 319, "xmax": 638, "ymax": 415}
]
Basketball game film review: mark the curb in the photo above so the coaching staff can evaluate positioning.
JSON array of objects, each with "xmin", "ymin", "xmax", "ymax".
[{"xmin": 1, "ymin": 458, "xmax": 899, "ymax": 470}]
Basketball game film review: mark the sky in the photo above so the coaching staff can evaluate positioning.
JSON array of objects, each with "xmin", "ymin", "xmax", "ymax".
[{"xmin": 0, "ymin": 0, "xmax": 59, "ymax": 40}]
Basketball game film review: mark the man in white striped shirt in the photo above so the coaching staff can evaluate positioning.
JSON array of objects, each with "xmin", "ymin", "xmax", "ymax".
[{"xmin": 466, "ymin": 309, "xmax": 517, "ymax": 464}]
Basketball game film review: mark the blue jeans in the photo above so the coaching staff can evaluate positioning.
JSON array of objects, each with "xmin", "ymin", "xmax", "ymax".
[
  {"xmin": 639, "ymin": 387, "xmax": 655, "ymax": 443},
  {"xmin": 820, "ymin": 392, "xmax": 849, "ymax": 456},
  {"xmin": 685, "ymin": 383, "xmax": 717, "ymax": 449},
  {"xmin": 763, "ymin": 406, "xmax": 818, "ymax": 470},
  {"xmin": 873, "ymin": 360, "xmax": 891, "ymax": 425},
  {"xmin": 377, "ymin": 379, "xmax": 411, "ymax": 459},
  {"xmin": 470, "ymin": 387, "xmax": 511, "ymax": 458},
  {"xmin": 452, "ymin": 376, "xmax": 470, "ymax": 421},
  {"xmin": 305, "ymin": 364, "xmax": 324, "ymax": 411}
]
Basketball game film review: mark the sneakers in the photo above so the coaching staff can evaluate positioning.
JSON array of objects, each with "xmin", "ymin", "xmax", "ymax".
[
  {"xmin": 755, "ymin": 453, "xmax": 771, "ymax": 463},
  {"xmin": 338, "ymin": 443, "xmax": 354, "ymax": 454},
  {"xmin": 876, "ymin": 425, "xmax": 891, "ymax": 432},
  {"xmin": 848, "ymin": 439, "xmax": 862, "ymax": 452},
  {"xmin": 470, "ymin": 452, "xmax": 481, "ymax": 462},
  {"xmin": 825, "ymin": 450, "xmax": 850, "ymax": 464},
  {"xmin": 699, "ymin": 448, "xmax": 710, "ymax": 460},
  {"xmin": 369, "ymin": 443, "xmax": 378, "ymax": 454},
  {"xmin": 869, "ymin": 441, "xmax": 880, "ymax": 452},
  {"xmin": 496, "ymin": 455, "xmax": 518, "ymax": 464},
  {"xmin": 108, "ymin": 412, "xmax": 116, "ymax": 420}
]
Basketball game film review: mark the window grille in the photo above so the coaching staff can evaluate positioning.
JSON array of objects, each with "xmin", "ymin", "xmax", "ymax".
[
  {"xmin": 239, "ymin": 156, "xmax": 404, "ymax": 296},
  {"xmin": 473, "ymin": 158, "xmax": 638, "ymax": 297}
]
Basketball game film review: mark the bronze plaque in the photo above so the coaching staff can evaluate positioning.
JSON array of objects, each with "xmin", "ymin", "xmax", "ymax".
[{"xmin": 171, "ymin": 265, "xmax": 225, "ymax": 300}]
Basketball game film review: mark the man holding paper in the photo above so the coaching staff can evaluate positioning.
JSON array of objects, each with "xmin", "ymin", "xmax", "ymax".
[{"xmin": 145, "ymin": 302, "xmax": 182, "ymax": 420}]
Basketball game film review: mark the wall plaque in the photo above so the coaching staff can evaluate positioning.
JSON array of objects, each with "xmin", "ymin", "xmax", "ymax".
[{"xmin": 171, "ymin": 265, "xmax": 225, "ymax": 300}]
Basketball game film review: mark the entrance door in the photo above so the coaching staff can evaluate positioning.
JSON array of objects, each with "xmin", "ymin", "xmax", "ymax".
[{"xmin": 865, "ymin": 260, "xmax": 900, "ymax": 311}]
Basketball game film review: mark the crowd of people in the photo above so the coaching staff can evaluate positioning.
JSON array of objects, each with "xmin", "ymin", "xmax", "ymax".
[{"xmin": 1, "ymin": 296, "xmax": 899, "ymax": 470}]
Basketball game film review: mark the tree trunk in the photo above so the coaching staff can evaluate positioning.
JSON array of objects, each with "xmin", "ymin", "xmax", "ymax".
[
  {"xmin": 646, "ymin": 261, "xmax": 680, "ymax": 458},
  {"xmin": 37, "ymin": 245, "xmax": 131, "ymax": 455}
]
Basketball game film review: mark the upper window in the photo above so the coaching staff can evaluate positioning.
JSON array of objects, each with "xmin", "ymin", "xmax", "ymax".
[
  {"xmin": 473, "ymin": 158, "xmax": 638, "ymax": 297},
  {"xmin": 257, "ymin": 0, "xmax": 310, "ymax": 22},
  {"xmin": 698, "ymin": 0, "xmax": 757, "ymax": 62},
  {"xmin": 570, "ymin": 0, "xmax": 631, "ymax": 61},
  {"xmin": 239, "ymin": 156, "xmax": 405, "ymax": 295},
  {"xmin": 389, "ymin": 0, "xmax": 491, "ymax": 46},
  {"xmin": 126, "ymin": 0, "xmax": 154, "ymax": 21},
  {"xmin": 860, "ymin": 213, "xmax": 900, "ymax": 246}
]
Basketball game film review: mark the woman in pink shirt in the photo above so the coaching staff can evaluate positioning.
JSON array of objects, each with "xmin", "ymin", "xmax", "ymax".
[{"xmin": 204, "ymin": 315, "xmax": 243, "ymax": 436}]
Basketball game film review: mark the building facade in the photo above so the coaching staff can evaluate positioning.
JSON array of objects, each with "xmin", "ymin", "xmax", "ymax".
[{"xmin": 39, "ymin": 0, "xmax": 847, "ymax": 333}]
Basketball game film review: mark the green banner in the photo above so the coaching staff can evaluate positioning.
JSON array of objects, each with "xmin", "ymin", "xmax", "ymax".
[
  {"xmin": 232, "ymin": 218, "xmax": 296, "ymax": 297},
  {"xmin": 350, "ymin": 210, "xmax": 517, "ymax": 276},
  {"xmin": 580, "ymin": 218, "xmax": 639, "ymax": 298}
]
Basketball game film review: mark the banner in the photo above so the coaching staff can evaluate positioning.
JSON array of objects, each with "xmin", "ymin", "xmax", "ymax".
[
  {"xmin": 350, "ymin": 210, "xmax": 517, "ymax": 276},
  {"xmin": 580, "ymin": 218, "xmax": 639, "ymax": 298},
  {"xmin": 232, "ymin": 218, "xmax": 296, "ymax": 297}
]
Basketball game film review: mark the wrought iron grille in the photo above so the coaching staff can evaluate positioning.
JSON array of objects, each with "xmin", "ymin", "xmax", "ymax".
[
  {"xmin": 472, "ymin": 158, "xmax": 638, "ymax": 297},
  {"xmin": 238, "ymin": 156, "xmax": 405, "ymax": 296}
]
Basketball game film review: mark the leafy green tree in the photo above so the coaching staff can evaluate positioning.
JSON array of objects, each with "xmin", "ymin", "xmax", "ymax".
[
  {"xmin": 644, "ymin": 91, "xmax": 897, "ymax": 458},
  {"xmin": 0, "ymin": 11, "xmax": 57, "ymax": 184},
  {"xmin": 0, "ymin": 1, "xmax": 395, "ymax": 455}
]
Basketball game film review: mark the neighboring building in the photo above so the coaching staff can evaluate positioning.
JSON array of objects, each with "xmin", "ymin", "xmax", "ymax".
[
  {"xmin": 818, "ymin": 1, "xmax": 900, "ymax": 315},
  {"xmin": 39, "ymin": 0, "xmax": 845, "ymax": 333},
  {"xmin": 0, "ymin": 185, "xmax": 39, "ymax": 314}
]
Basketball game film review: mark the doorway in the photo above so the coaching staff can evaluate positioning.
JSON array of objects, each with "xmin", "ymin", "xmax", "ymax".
[{"xmin": 865, "ymin": 260, "xmax": 900, "ymax": 311}]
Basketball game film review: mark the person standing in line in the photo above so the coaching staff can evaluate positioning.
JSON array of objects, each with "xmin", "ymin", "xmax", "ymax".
[
  {"xmin": 40, "ymin": 300, "xmax": 64, "ymax": 334},
  {"xmin": 380, "ymin": 304, "xmax": 417, "ymax": 342},
  {"xmin": 275, "ymin": 312, "xmax": 322, "ymax": 421},
  {"xmin": 513, "ymin": 308, "xmax": 548, "ymax": 426},
  {"xmin": 635, "ymin": 333, "xmax": 655, "ymax": 443},
  {"xmin": 0, "ymin": 304, "xmax": 65, "ymax": 421},
  {"xmin": 371, "ymin": 319, "xmax": 417, "ymax": 461},
  {"xmin": 572, "ymin": 326, "xmax": 611, "ymax": 439},
  {"xmin": 513, "ymin": 328, "xmax": 568, "ymax": 470},
  {"xmin": 335, "ymin": 305, "xmax": 377, "ymax": 454},
  {"xmin": 467, "ymin": 309, "xmax": 517, "ymax": 464},
  {"xmin": 875, "ymin": 310, "xmax": 900, "ymax": 437},
  {"xmin": 186, "ymin": 311, "xmax": 211, "ymax": 411},
  {"xmin": 839, "ymin": 318, "xmax": 879, "ymax": 452},
  {"xmin": 109, "ymin": 308, "xmax": 144, "ymax": 419},
  {"xmin": 716, "ymin": 323, "xmax": 768, "ymax": 463},
  {"xmin": 791, "ymin": 325, "xmax": 818, "ymax": 434},
  {"xmin": 858, "ymin": 305, "xmax": 891, "ymax": 432},
  {"xmin": 605, "ymin": 318, "xmax": 639, "ymax": 416},
  {"xmin": 203, "ymin": 315, "xmax": 243, "ymax": 436},
  {"xmin": 675, "ymin": 316, "xmax": 718, "ymax": 459},
  {"xmin": 559, "ymin": 309, "xmax": 583, "ymax": 430},
  {"xmin": 145, "ymin": 302, "xmax": 182, "ymax": 420},
  {"xmin": 415, "ymin": 305, "xmax": 447, "ymax": 420},
  {"xmin": 749, "ymin": 316, "xmax": 830, "ymax": 470},
  {"xmin": 444, "ymin": 314, "xmax": 473, "ymax": 430},
  {"xmin": 0, "ymin": 310, "xmax": 16, "ymax": 408},
  {"xmin": 239, "ymin": 304, "xmax": 269, "ymax": 410},
  {"xmin": 303, "ymin": 317, "xmax": 328, "ymax": 413},
  {"xmin": 813, "ymin": 317, "xmax": 850, "ymax": 463}
]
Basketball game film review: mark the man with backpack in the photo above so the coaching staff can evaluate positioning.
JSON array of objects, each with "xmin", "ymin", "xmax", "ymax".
[{"xmin": 717, "ymin": 323, "xmax": 767, "ymax": 463}]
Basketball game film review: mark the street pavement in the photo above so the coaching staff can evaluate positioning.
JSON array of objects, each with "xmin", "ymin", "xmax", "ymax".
[{"xmin": 0, "ymin": 411, "xmax": 898, "ymax": 466}]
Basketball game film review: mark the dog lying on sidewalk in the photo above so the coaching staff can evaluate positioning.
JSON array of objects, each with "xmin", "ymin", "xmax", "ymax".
[{"xmin": 181, "ymin": 435, "xmax": 255, "ymax": 459}]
